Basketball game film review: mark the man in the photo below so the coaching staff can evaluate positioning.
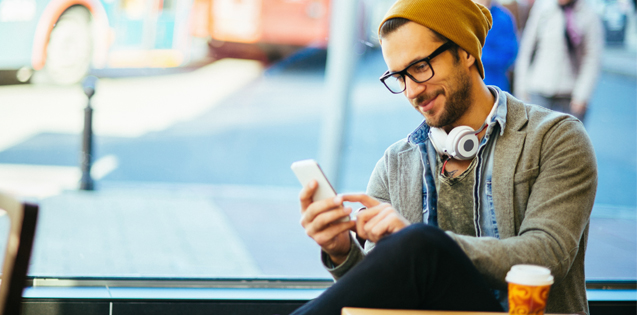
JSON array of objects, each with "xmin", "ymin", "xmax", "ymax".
[
  {"xmin": 294, "ymin": 0, "xmax": 597, "ymax": 314},
  {"xmin": 515, "ymin": 0, "xmax": 603, "ymax": 122}
]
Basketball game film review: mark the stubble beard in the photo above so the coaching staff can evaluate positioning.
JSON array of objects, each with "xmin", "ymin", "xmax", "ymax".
[{"xmin": 415, "ymin": 68, "xmax": 473, "ymax": 128}]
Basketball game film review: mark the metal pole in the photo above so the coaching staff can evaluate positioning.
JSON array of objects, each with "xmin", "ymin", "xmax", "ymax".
[
  {"xmin": 80, "ymin": 75, "xmax": 98, "ymax": 191},
  {"xmin": 318, "ymin": 0, "xmax": 361, "ymax": 190}
]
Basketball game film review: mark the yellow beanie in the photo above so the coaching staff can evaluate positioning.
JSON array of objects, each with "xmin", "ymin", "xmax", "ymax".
[{"xmin": 378, "ymin": 0, "xmax": 493, "ymax": 79}]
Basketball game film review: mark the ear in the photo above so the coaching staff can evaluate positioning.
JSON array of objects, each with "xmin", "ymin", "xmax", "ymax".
[{"xmin": 459, "ymin": 48, "xmax": 476, "ymax": 69}]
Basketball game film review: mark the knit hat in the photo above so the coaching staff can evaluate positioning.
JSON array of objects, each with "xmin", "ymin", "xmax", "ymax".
[{"xmin": 378, "ymin": 0, "xmax": 493, "ymax": 78}]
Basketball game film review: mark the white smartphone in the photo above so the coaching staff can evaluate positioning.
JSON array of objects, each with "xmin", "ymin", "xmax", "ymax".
[{"xmin": 291, "ymin": 159, "xmax": 350, "ymax": 222}]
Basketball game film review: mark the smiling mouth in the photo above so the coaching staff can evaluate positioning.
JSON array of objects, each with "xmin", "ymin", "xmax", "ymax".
[{"xmin": 417, "ymin": 94, "xmax": 439, "ymax": 112}]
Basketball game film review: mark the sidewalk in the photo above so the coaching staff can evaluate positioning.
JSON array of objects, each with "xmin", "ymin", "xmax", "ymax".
[
  {"xmin": 11, "ymin": 182, "xmax": 330, "ymax": 279},
  {"xmin": 23, "ymin": 185, "xmax": 262, "ymax": 278}
]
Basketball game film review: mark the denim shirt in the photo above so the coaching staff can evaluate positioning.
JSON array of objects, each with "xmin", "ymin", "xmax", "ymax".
[{"xmin": 407, "ymin": 86, "xmax": 508, "ymax": 238}]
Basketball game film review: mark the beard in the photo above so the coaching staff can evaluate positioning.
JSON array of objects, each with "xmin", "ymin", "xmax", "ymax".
[{"xmin": 413, "ymin": 67, "xmax": 473, "ymax": 128}]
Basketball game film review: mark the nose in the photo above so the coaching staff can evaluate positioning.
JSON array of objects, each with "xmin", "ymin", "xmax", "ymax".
[{"xmin": 403, "ymin": 76, "xmax": 426, "ymax": 99}]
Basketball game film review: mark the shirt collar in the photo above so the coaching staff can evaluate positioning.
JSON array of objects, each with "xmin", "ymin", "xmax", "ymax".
[
  {"xmin": 490, "ymin": 85, "xmax": 508, "ymax": 136},
  {"xmin": 407, "ymin": 85, "xmax": 508, "ymax": 145}
]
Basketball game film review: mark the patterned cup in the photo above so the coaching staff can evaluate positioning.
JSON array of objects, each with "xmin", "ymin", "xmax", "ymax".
[{"xmin": 506, "ymin": 265, "xmax": 554, "ymax": 315}]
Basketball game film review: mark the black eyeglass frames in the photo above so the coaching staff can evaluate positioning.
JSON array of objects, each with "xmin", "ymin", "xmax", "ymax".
[{"xmin": 379, "ymin": 41, "xmax": 454, "ymax": 94}]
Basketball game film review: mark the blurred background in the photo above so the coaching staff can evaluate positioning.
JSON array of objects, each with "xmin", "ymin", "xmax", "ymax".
[{"xmin": 0, "ymin": 0, "xmax": 634, "ymax": 283}]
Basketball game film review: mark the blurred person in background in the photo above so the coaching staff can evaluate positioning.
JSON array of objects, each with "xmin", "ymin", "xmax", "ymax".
[
  {"xmin": 474, "ymin": 0, "xmax": 519, "ymax": 92},
  {"xmin": 515, "ymin": 0, "xmax": 603, "ymax": 122}
]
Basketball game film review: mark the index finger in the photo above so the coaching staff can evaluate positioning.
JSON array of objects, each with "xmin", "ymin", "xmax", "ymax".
[{"xmin": 339, "ymin": 193, "xmax": 381, "ymax": 208}]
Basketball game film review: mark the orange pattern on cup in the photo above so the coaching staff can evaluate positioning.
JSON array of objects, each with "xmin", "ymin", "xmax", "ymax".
[{"xmin": 508, "ymin": 282, "xmax": 551, "ymax": 315}]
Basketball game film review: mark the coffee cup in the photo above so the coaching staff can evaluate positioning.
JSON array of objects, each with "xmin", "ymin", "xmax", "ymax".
[{"xmin": 506, "ymin": 264, "xmax": 554, "ymax": 315}]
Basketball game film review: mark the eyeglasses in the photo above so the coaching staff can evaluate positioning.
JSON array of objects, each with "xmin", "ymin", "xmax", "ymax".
[{"xmin": 379, "ymin": 41, "xmax": 454, "ymax": 94}]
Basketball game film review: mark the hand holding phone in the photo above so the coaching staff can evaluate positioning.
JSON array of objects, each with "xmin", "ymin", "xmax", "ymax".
[
  {"xmin": 293, "ymin": 159, "xmax": 355, "ymax": 264},
  {"xmin": 291, "ymin": 159, "xmax": 350, "ymax": 222}
]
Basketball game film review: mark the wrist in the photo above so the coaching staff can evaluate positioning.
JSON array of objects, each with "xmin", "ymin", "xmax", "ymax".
[
  {"xmin": 329, "ymin": 252, "xmax": 349, "ymax": 266},
  {"xmin": 326, "ymin": 235, "xmax": 353, "ymax": 266}
]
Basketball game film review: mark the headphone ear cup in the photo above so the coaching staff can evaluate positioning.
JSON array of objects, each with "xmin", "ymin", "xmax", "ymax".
[
  {"xmin": 446, "ymin": 126, "xmax": 479, "ymax": 160},
  {"xmin": 429, "ymin": 127, "xmax": 448, "ymax": 155}
]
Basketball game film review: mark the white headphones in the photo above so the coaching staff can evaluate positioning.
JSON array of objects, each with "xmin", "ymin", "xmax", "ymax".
[{"xmin": 428, "ymin": 104, "xmax": 497, "ymax": 160}]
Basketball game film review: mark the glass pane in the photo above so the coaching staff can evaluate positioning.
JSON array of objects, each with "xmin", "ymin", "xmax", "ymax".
[{"xmin": 0, "ymin": 0, "xmax": 633, "ymax": 284}]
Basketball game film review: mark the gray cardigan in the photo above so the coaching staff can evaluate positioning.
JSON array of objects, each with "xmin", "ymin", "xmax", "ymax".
[{"xmin": 323, "ymin": 93, "xmax": 597, "ymax": 314}]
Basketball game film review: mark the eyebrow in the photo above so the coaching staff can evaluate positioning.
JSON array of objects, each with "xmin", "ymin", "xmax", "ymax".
[
  {"xmin": 406, "ymin": 55, "xmax": 428, "ymax": 67},
  {"xmin": 389, "ymin": 54, "xmax": 427, "ymax": 73}
]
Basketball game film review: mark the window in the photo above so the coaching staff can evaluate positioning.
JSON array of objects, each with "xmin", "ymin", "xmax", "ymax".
[{"xmin": 0, "ymin": 0, "xmax": 633, "ymax": 298}]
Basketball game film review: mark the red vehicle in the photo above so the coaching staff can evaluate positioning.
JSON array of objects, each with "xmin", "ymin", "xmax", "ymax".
[
  {"xmin": 190, "ymin": 0, "xmax": 331, "ymax": 62},
  {"xmin": 0, "ymin": 0, "xmax": 332, "ymax": 84}
]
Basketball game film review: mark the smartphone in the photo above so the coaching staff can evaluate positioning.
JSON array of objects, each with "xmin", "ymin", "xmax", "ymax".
[{"xmin": 291, "ymin": 159, "xmax": 350, "ymax": 222}]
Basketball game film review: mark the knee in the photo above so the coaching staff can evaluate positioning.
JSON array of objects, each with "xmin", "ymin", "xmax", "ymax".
[{"xmin": 379, "ymin": 224, "xmax": 453, "ymax": 254}]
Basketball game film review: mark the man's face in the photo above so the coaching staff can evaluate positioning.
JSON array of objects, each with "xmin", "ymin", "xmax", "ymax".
[{"xmin": 380, "ymin": 22, "xmax": 473, "ymax": 129}]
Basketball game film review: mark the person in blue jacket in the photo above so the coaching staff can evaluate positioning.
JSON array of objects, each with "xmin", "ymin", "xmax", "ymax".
[{"xmin": 475, "ymin": 0, "xmax": 519, "ymax": 92}]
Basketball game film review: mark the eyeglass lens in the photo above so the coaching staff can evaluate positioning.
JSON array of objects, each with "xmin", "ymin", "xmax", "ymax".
[{"xmin": 384, "ymin": 60, "xmax": 433, "ymax": 93}]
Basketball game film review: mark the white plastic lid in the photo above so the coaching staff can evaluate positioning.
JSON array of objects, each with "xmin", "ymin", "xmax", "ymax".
[{"xmin": 505, "ymin": 264, "xmax": 554, "ymax": 286}]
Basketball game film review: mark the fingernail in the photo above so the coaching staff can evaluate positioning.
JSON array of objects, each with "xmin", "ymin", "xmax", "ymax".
[{"xmin": 333, "ymin": 196, "xmax": 342, "ymax": 204}]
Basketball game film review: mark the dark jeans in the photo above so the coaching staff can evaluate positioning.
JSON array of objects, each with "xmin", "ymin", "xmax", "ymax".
[{"xmin": 291, "ymin": 224, "xmax": 503, "ymax": 315}]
